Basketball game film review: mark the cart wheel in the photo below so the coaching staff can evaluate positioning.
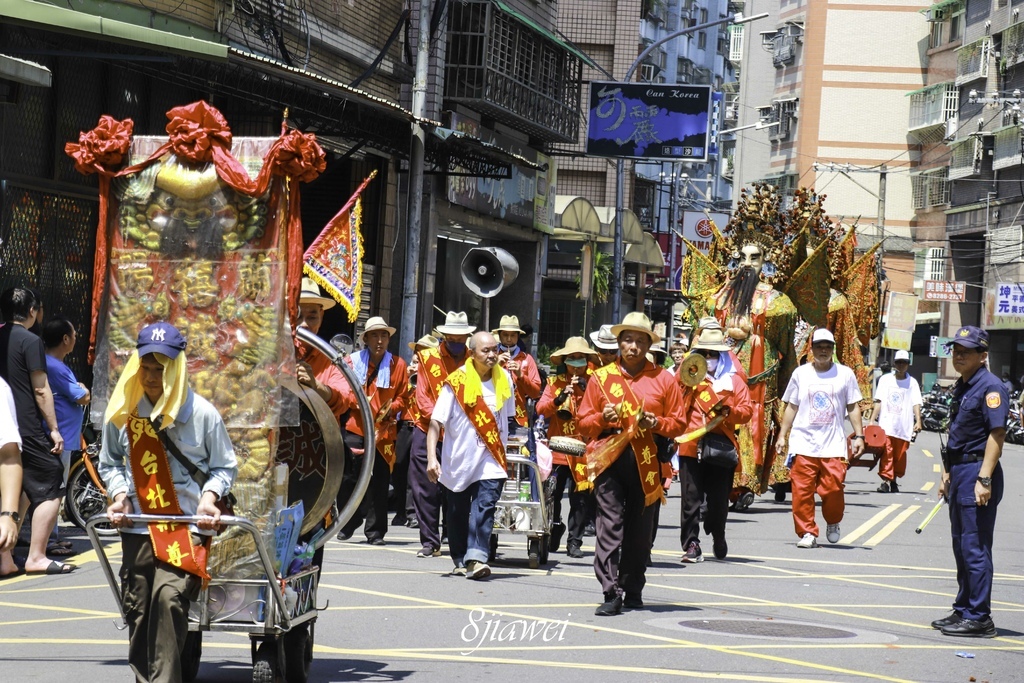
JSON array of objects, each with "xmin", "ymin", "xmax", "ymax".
[
  {"xmin": 252, "ymin": 640, "xmax": 278, "ymax": 683},
  {"xmin": 488, "ymin": 534, "xmax": 498, "ymax": 563},
  {"xmin": 283, "ymin": 624, "xmax": 312, "ymax": 683},
  {"xmin": 528, "ymin": 537, "xmax": 540, "ymax": 569},
  {"xmin": 538, "ymin": 533, "xmax": 550, "ymax": 566},
  {"xmin": 181, "ymin": 631, "xmax": 202, "ymax": 682}
]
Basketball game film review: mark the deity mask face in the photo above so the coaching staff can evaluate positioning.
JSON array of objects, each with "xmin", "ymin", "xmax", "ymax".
[{"xmin": 739, "ymin": 244, "xmax": 764, "ymax": 273}]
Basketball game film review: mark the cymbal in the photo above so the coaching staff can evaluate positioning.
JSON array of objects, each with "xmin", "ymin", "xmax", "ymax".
[{"xmin": 678, "ymin": 353, "xmax": 707, "ymax": 388}]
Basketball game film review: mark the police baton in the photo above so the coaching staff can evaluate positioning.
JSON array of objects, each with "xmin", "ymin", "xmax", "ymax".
[{"xmin": 915, "ymin": 499, "xmax": 945, "ymax": 534}]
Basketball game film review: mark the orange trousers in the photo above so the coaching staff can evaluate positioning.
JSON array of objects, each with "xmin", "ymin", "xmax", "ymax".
[
  {"xmin": 879, "ymin": 437, "xmax": 909, "ymax": 482},
  {"xmin": 790, "ymin": 455, "xmax": 847, "ymax": 538}
]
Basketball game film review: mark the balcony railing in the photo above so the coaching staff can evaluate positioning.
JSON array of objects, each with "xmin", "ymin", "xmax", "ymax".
[
  {"xmin": 955, "ymin": 37, "xmax": 990, "ymax": 86},
  {"xmin": 993, "ymin": 125, "xmax": 1023, "ymax": 170},
  {"xmin": 445, "ymin": 0, "xmax": 585, "ymax": 143}
]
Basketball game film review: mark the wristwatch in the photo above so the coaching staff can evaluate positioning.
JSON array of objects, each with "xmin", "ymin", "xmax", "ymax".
[
  {"xmin": 0, "ymin": 510, "xmax": 20, "ymax": 524},
  {"xmin": 977, "ymin": 476, "xmax": 992, "ymax": 487},
  {"xmin": 852, "ymin": 435, "xmax": 865, "ymax": 441}
]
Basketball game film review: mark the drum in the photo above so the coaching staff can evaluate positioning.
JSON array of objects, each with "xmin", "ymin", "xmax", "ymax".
[
  {"xmin": 548, "ymin": 436, "xmax": 586, "ymax": 457},
  {"xmin": 275, "ymin": 378, "xmax": 346, "ymax": 534}
]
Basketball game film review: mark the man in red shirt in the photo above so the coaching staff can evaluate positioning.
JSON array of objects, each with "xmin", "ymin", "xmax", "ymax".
[
  {"xmin": 676, "ymin": 324, "xmax": 752, "ymax": 562},
  {"xmin": 493, "ymin": 315, "xmax": 542, "ymax": 432},
  {"xmin": 410, "ymin": 311, "xmax": 474, "ymax": 558},
  {"xmin": 537, "ymin": 336, "xmax": 598, "ymax": 558},
  {"xmin": 336, "ymin": 317, "xmax": 407, "ymax": 544},
  {"xmin": 295, "ymin": 278, "xmax": 352, "ymax": 420},
  {"xmin": 577, "ymin": 312, "xmax": 686, "ymax": 616}
]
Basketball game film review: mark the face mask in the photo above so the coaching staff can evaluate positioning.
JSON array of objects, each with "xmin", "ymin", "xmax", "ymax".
[
  {"xmin": 706, "ymin": 357, "xmax": 720, "ymax": 374},
  {"xmin": 499, "ymin": 344, "xmax": 514, "ymax": 353},
  {"xmin": 565, "ymin": 357, "xmax": 589, "ymax": 368},
  {"xmin": 446, "ymin": 341, "xmax": 466, "ymax": 356}
]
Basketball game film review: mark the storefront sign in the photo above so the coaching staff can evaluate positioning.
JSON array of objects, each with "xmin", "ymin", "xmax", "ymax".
[
  {"xmin": 929, "ymin": 335, "xmax": 953, "ymax": 358},
  {"xmin": 679, "ymin": 211, "xmax": 730, "ymax": 256},
  {"xmin": 586, "ymin": 82, "xmax": 713, "ymax": 161},
  {"xmin": 922, "ymin": 280, "xmax": 966, "ymax": 302},
  {"xmin": 446, "ymin": 113, "xmax": 536, "ymax": 228},
  {"xmin": 882, "ymin": 292, "xmax": 918, "ymax": 350},
  {"xmin": 882, "ymin": 329, "xmax": 913, "ymax": 350},
  {"xmin": 984, "ymin": 282, "xmax": 1024, "ymax": 329}
]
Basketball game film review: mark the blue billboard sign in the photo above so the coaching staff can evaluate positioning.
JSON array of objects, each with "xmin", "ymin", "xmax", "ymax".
[{"xmin": 586, "ymin": 82, "xmax": 713, "ymax": 161}]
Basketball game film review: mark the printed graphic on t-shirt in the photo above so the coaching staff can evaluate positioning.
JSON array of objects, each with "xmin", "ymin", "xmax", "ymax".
[
  {"xmin": 809, "ymin": 385, "xmax": 835, "ymax": 425},
  {"xmin": 886, "ymin": 388, "xmax": 905, "ymax": 413}
]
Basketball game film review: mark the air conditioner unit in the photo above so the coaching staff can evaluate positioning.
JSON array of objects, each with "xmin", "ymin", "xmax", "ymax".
[
  {"xmin": 924, "ymin": 8, "xmax": 946, "ymax": 23},
  {"xmin": 944, "ymin": 116, "xmax": 959, "ymax": 140}
]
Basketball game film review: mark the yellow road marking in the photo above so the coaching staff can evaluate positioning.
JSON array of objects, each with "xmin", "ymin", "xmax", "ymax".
[
  {"xmin": 922, "ymin": 449, "xmax": 934, "ymax": 458},
  {"xmin": 863, "ymin": 506, "xmax": 921, "ymax": 546},
  {"xmin": 920, "ymin": 481, "xmax": 934, "ymax": 492},
  {"xmin": 320, "ymin": 584, "xmax": 918, "ymax": 683},
  {"xmin": 839, "ymin": 504, "xmax": 900, "ymax": 545},
  {"xmin": 0, "ymin": 600, "xmax": 118, "ymax": 617},
  {"xmin": 0, "ymin": 615, "xmax": 116, "ymax": 627}
]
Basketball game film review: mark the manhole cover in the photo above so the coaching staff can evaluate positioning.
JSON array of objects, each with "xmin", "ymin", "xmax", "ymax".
[{"xmin": 678, "ymin": 619, "xmax": 857, "ymax": 640}]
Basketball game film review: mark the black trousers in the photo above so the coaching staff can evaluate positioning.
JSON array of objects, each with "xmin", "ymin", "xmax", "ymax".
[
  {"xmin": 551, "ymin": 464, "xmax": 596, "ymax": 548},
  {"xmin": 409, "ymin": 428, "xmax": 443, "ymax": 549},
  {"xmin": 390, "ymin": 421, "xmax": 414, "ymax": 521},
  {"xmin": 338, "ymin": 433, "xmax": 392, "ymax": 541},
  {"xmin": 593, "ymin": 447, "xmax": 656, "ymax": 597},
  {"xmin": 679, "ymin": 455, "xmax": 734, "ymax": 549}
]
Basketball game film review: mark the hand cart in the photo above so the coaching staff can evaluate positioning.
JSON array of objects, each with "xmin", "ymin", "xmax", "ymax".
[
  {"xmin": 488, "ymin": 435, "xmax": 554, "ymax": 569},
  {"xmin": 86, "ymin": 330, "xmax": 376, "ymax": 683}
]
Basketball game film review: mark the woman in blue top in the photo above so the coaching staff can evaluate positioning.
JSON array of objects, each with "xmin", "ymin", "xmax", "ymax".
[{"xmin": 43, "ymin": 318, "xmax": 89, "ymax": 550}]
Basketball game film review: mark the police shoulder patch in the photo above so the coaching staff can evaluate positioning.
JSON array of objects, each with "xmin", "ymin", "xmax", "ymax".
[{"xmin": 986, "ymin": 392, "xmax": 1002, "ymax": 409}]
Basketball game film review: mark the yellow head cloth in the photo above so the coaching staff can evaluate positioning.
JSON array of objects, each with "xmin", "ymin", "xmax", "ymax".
[
  {"xmin": 461, "ymin": 357, "xmax": 512, "ymax": 409},
  {"xmin": 104, "ymin": 350, "xmax": 190, "ymax": 431}
]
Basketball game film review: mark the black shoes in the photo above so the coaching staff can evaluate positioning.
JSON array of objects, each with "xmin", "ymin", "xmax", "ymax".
[
  {"xmin": 595, "ymin": 592, "xmax": 623, "ymax": 616},
  {"xmin": 566, "ymin": 543, "xmax": 584, "ymax": 559},
  {"xmin": 877, "ymin": 481, "xmax": 891, "ymax": 493},
  {"xmin": 549, "ymin": 522, "xmax": 566, "ymax": 552},
  {"xmin": 930, "ymin": 611, "xmax": 961, "ymax": 629},
  {"xmin": 623, "ymin": 593, "xmax": 644, "ymax": 609},
  {"xmin": 368, "ymin": 538, "xmax": 386, "ymax": 546},
  {"xmin": 712, "ymin": 536, "xmax": 728, "ymax": 560},
  {"xmin": 583, "ymin": 523, "xmax": 596, "ymax": 537},
  {"xmin": 890, "ymin": 481, "xmax": 900, "ymax": 493},
  {"xmin": 941, "ymin": 617, "xmax": 997, "ymax": 638},
  {"xmin": 336, "ymin": 530, "xmax": 352, "ymax": 541}
]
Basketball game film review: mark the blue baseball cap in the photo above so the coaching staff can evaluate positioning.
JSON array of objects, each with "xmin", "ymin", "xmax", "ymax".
[
  {"xmin": 136, "ymin": 322, "xmax": 187, "ymax": 359},
  {"xmin": 943, "ymin": 325, "xmax": 989, "ymax": 352}
]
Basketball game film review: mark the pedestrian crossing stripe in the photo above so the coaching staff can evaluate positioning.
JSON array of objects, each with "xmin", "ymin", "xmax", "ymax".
[
  {"xmin": 839, "ymin": 504, "xmax": 899, "ymax": 545},
  {"xmin": 863, "ymin": 506, "xmax": 921, "ymax": 546}
]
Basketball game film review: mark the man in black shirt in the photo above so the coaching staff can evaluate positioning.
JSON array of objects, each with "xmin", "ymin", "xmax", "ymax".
[{"xmin": 0, "ymin": 287, "xmax": 71, "ymax": 574}]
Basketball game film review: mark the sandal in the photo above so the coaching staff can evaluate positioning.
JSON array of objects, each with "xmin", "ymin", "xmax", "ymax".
[
  {"xmin": 47, "ymin": 545, "xmax": 75, "ymax": 557},
  {"xmin": 26, "ymin": 560, "xmax": 77, "ymax": 575}
]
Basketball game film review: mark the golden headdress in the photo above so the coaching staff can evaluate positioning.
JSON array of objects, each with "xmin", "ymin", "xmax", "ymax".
[{"xmin": 722, "ymin": 183, "xmax": 790, "ymax": 283}]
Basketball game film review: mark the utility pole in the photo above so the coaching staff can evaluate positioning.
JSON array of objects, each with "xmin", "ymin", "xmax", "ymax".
[
  {"xmin": 666, "ymin": 162, "xmax": 680, "ymax": 342},
  {"xmin": 399, "ymin": 0, "xmax": 433, "ymax": 360},
  {"xmin": 611, "ymin": 11, "xmax": 768, "ymax": 324}
]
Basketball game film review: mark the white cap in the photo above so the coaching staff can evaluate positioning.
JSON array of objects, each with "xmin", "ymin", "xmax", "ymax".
[
  {"xmin": 894, "ymin": 349, "xmax": 910, "ymax": 361},
  {"xmin": 811, "ymin": 328, "xmax": 835, "ymax": 345}
]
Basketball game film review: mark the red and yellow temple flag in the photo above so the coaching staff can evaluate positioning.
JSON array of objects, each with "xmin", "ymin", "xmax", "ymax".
[{"xmin": 303, "ymin": 171, "xmax": 378, "ymax": 322}]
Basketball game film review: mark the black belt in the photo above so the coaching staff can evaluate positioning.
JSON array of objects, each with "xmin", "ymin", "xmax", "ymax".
[{"xmin": 947, "ymin": 452, "xmax": 983, "ymax": 466}]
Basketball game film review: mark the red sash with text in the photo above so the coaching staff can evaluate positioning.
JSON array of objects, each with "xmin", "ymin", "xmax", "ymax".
[
  {"xmin": 546, "ymin": 375, "xmax": 591, "ymax": 488},
  {"xmin": 128, "ymin": 413, "xmax": 210, "ymax": 581},
  {"xmin": 445, "ymin": 369, "xmax": 507, "ymax": 469},
  {"xmin": 585, "ymin": 364, "xmax": 663, "ymax": 506},
  {"xmin": 509, "ymin": 349, "xmax": 531, "ymax": 428}
]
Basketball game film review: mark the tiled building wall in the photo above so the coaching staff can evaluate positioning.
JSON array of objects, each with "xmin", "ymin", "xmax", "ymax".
[{"xmin": 112, "ymin": 0, "xmax": 407, "ymax": 101}]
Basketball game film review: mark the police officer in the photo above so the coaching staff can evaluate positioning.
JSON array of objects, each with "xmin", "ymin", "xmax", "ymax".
[{"xmin": 932, "ymin": 326, "xmax": 1008, "ymax": 638}]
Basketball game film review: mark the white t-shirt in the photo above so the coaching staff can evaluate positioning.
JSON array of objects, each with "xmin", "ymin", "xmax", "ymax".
[
  {"xmin": 0, "ymin": 376, "xmax": 21, "ymax": 452},
  {"xmin": 432, "ymin": 373, "xmax": 514, "ymax": 492},
  {"xmin": 875, "ymin": 373, "xmax": 923, "ymax": 442},
  {"xmin": 782, "ymin": 362, "xmax": 863, "ymax": 458}
]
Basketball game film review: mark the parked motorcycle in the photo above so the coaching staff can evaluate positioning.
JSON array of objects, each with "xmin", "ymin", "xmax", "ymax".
[
  {"xmin": 1006, "ymin": 397, "xmax": 1024, "ymax": 445},
  {"xmin": 64, "ymin": 439, "xmax": 116, "ymax": 536},
  {"xmin": 921, "ymin": 386, "xmax": 953, "ymax": 432}
]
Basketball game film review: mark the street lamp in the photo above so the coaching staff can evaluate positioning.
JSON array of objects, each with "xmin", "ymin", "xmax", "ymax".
[{"xmin": 611, "ymin": 11, "xmax": 769, "ymax": 323}]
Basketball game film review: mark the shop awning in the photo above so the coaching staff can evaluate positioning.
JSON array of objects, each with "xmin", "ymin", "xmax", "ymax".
[
  {"xmin": 553, "ymin": 196, "xmax": 604, "ymax": 241},
  {"xmin": 0, "ymin": 53, "xmax": 50, "ymax": 87},
  {"xmin": 593, "ymin": 206, "xmax": 644, "ymax": 245},
  {"xmin": 625, "ymin": 232, "xmax": 666, "ymax": 268},
  {"xmin": 491, "ymin": 0, "xmax": 601, "ymax": 71},
  {"xmin": 0, "ymin": 0, "xmax": 228, "ymax": 60}
]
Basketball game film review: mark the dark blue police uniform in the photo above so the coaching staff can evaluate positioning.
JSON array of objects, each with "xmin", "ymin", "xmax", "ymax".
[{"xmin": 945, "ymin": 363, "xmax": 1008, "ymax": 624}]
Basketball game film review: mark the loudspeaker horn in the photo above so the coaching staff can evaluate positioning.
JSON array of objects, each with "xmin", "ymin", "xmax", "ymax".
[{"xmin": 460, "ymin": 247, "xmax": 519, "ymax": 298}]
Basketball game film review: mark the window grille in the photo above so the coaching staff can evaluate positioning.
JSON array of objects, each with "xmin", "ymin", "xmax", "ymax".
[
  {"xmin": 948, "ymin": 137, "xmax": 980, "ymax": 178},
  {"xmin": 993, "ymin": 126, "xmax": 1023, "ymax": 170},
  {"xmin": 988, "ymin": 226, "xmax": 1023, "ymax": 266},
  {"xmin": 1004, "ymin": 21, "xmax": 1024, "ymax": 66},
  {"xmin": 909, "ymin": 82, "xmax": 958, "ymax": 130},
  {"xmin": 729, "ymin": 25, "xmax": 744, "ymax": 61},
  {"xmin": 925, "ymin": 247, "xmax": 946, "ymax": 281}
]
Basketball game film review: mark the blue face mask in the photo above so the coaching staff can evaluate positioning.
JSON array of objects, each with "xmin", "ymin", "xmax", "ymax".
[
  {"xmin": 446, "ymin": 341, "xmax": 466, "ymax": 356},
  {"xmin": 499, "ymin": 343, "xmax": 515, "ymax": 353},
  {"xmin": 706, "ymin": 356, "xmax": 720, "ymax": 375}
]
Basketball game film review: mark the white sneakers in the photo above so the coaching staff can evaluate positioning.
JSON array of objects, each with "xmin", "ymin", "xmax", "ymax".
[
  {"xmin": 797, "ymin": 533, "xmax": 818, "ymax": 548},
  {"xmin": 826, "ymin": 524, "xmax": 841, "ymax": 544}
]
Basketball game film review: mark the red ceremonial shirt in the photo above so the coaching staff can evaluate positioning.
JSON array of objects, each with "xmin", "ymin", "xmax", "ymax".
[{"xmin": 576, "ymin": 360, "xmax": 688, "ymax": 442}]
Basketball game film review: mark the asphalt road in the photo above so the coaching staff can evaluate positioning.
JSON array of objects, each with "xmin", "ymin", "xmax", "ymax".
[{"xmin": 2, "ymin": 429, "xmax": 1022, "ymax": 683}]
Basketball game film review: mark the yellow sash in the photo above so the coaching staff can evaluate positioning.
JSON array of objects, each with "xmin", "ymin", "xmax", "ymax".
[
  {"xmin": 585, "ymin": 364, "xmax": 663, "ymax": 506},
  {"xmin": 446, "ymin": 369, "xmax": 507, "ymax": 469},
  {"xmin": 127, "ymin": 412, "xmax": 210, "ymax": 581}
]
